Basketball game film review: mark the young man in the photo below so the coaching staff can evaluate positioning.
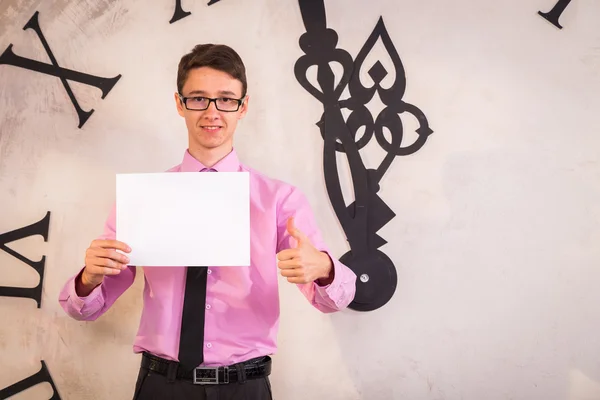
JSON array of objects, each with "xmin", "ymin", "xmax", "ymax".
[{"xmin": 58, "ymin": 44, "xmax": 357, "ymax": 400}]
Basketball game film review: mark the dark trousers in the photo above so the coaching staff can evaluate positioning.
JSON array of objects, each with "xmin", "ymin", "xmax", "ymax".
[{"xmin": 132, "ymin": 365, "xmax": 274, "ymax": 400}]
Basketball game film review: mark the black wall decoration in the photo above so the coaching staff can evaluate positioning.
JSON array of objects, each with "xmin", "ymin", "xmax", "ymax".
[
  {"xmin": 170, "ymin": 0, "xmax": 223, "ymax": 24},
  {"xmin": 538, "ymin": 0, "xmax": 573, "ymax": 29},
  {"xmin": 0, "ymin": 211, "xmax": 51, "ymax": 308},
  {"xmin": 294, "ymin": 1, "xmax": 433, "ymax": 311},
  {"xmin": 0, "ymin": 11, "xmax": 121, "ymax": 129},
  {"xmin": 0, "ymin": 361, "xmax": 61, "ymax": 400},
  {"xmin": 0, "ymin": 212, "xmax": 62, "ymax": 399}
]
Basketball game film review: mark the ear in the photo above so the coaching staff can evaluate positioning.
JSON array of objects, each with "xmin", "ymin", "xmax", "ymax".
[
  {"xmin": 238, "ymin": 94, "xmax": 249, "ymax": 120},
  {"xmin": 174, "ymin": 92, "xmax": 185, "ymax": 117}
]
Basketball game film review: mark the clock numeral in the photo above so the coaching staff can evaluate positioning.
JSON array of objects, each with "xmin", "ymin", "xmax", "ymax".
[
  {"xmin": 538, "ymin": 0, "xmax": 573, "ymax": 29},
  {"xmin": 0, "ymin": 361, "xmax": 62, "ymax": 400},
  {"xmin": 170, "ymin": 0, "xmax": 223, "ymax": 24},
  {"xmin": 170, "ymin": 0, "xmax": 191, "ymax": 23},
  {"xmin": 0, "ymin": 11, "xmax": 121, "ymax": 128},
  {"xmin": 0, "ymin": 211, "xmax": 51, "ymax": 308}
]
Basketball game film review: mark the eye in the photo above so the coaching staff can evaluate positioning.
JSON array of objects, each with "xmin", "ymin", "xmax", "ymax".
[
  {"xmin": 193, "ymin": 97, "xmax": 207, "ymax": 102},
  {"xmin": 219, "ymin": 97, "xmax": 234, "ymax": 103}
]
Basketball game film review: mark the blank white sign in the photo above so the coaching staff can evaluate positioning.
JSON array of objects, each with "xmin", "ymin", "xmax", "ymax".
[{"xmin": 116, "ymin": 171, "xmax": 250, "ymax": 267}]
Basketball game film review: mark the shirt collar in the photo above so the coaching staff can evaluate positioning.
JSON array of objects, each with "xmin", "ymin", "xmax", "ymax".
[{"xmin": 180, "ymin": 148, "xmax": 241, "ymax": 172}]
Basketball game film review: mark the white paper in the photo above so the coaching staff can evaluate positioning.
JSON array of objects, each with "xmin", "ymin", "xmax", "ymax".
[{"xmin": 116, "ymin": 171, "xmax": 250, "ymax": 267}]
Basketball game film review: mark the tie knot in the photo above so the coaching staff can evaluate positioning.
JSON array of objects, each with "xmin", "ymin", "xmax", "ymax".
[{"xmin": 200, "ymin": 168, "xmax": 217, "ymax": 172}]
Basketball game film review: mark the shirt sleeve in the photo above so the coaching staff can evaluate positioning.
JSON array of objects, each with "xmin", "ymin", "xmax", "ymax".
[
  {"xmin": 276, "ymin": 186, "xmax": 357, "ymax": 313},
  {"xmin": 58, "ymin": 202, "xmax": 136, "ymax": 321}
]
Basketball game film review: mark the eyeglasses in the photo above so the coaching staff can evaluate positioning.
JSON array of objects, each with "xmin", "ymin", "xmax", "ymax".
[{"xmin": 178, "ymin": 94, "xmax": 245, "ymax": 112}]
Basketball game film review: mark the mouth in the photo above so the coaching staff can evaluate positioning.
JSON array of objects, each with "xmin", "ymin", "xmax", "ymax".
[{"xmin": 200, "ymin": 125, "xmax": 222, "ymax": 132}]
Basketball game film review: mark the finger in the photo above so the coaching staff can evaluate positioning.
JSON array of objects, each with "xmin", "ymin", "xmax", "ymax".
[
  {"xmin": 92, "ymin": 256, "xmax": 127, "ymax": 271},
  {"xmin": 286, "ymin": 217, "xmax": 299, "ymax": 239},
  {"xmin": 91, "ymin": 239, "xmax": 131, "ymax": 253},
  {"xmin": 277, "ymin": 259, "xmax": 300, "ymax": 269},
  {"xmin": 280, "ymin": 268, "xmax": 303, "ymax": 278},
  {"xmin": 286, "ymin": 217, "xmax": 308, "ymax": 245},
  {"xmin": 88, "ymin": 248, "xmax": 130, "ymax": 265},
  {"xmin": 86, "ymin": 264, "xmax": 123, "ymax": 277},
  {"xmin": 288, "ymin": 235, "xmax": 298, "ymax": 249},
  {"xmin": 99, "ymin": 266, "xmax": 123, "ymax": 276},
  {"xmin": 108, "ymin": 249, "xmax": 130, "ymax": 264},
  {"xmin": 276, "ymin": 249, "xmax": 298, "ymax": 261}
]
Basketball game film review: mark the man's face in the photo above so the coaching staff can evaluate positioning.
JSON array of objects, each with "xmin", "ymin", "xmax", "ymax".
[{"xmin": 175, "ymin": 66, "xmax": 248, "ymax": 153}]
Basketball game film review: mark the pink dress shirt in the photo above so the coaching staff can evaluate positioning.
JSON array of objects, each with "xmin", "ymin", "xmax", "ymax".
[{"xmin": 58, "ymin": 149, "xmax": 357, "ymax": 367}]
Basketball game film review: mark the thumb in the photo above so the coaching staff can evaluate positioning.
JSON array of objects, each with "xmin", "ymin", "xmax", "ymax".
[
  {"xmin": 287, "ymin": 217, "xmax": 305, "ymax": 247},
  {"xmin": 288, "ymin": 235, "xmax": 298, "ymax": 249}
]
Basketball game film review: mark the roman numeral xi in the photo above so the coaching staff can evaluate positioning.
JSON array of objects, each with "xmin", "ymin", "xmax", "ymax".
[{"xmin": 0, "ymin": 11, "xmax": 121, "ymax": 128}]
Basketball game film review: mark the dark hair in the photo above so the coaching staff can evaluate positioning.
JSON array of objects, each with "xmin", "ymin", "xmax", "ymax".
[{"xmin": 177, "ymin": 44, "xmax": 247, "ymax": 97}]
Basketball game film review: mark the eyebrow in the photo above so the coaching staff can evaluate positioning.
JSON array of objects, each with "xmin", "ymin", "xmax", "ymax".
[{"xmin": 186, "ymin": 90, "xmax": 240, "ymax": 97}]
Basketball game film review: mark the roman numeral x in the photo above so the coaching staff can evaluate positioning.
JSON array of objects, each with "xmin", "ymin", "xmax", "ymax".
[
  {"xmin": 0, "ymin": 211, "xmax": 51, "ymax": 308},
  {"xmin": 0, "ymin": 11, "xmax": 121, "ymax": 128}
]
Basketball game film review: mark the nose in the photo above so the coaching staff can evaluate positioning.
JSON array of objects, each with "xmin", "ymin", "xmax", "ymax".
[{"xmin": 202, "ymin": 100, "xmax": 220, "ymax": 119}]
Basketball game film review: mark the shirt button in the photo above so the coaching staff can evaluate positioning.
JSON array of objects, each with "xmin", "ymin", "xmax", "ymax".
[
  {"xmin": 206, "ymin": 304, "xmax": 211, "ymax": 310},
  {"xmin": 207, "ymin": 269, "xmax": 212, "ymax": 275},
  {"xmin": 206, "ymin": 343, "xmax": 212, "ymax": 348}
]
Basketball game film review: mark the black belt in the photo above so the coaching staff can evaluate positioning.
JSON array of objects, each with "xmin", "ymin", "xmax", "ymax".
[{"xmin": 141, "ymin": 352, "xmax": 272, "ymax": 385}]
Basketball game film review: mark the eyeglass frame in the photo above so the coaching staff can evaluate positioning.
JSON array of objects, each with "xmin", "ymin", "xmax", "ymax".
[{"xmin": 177, "ymin": 93, "xmax": 246, "ymax": 112}]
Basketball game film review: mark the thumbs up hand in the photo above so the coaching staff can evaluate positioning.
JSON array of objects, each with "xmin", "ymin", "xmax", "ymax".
[{"xmin": 276, "ymin": 217, "xmax": 334, "ymax": 285}]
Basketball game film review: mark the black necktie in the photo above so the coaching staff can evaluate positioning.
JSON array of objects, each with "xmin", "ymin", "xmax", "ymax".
[
  {"xmin": 178, "ymin": 168, "xmax": 214, "ymax": 372},
  {"xmin": 178, "ymin": 266, "xmax": 208, "ymax": 372}
]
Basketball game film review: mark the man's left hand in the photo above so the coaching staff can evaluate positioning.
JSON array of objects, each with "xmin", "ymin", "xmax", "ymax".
[{"xmin": 276, "ymin": 217, "xmax": 334, "ymax": 285}]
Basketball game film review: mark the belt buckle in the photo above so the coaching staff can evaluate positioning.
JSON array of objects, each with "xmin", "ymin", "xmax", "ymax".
[{"xmin": 193, "ymin": 366, "xmax": 229, "ymax": 385}]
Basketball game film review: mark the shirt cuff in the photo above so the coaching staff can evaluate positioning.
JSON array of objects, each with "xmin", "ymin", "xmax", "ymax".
[
  {"xmin": 67, "ymin": 269, "xmax": 104, "ymax": 313},
  {"xmin": 314, "ymin": 253, "xmax": 347, "ymax": 301}
]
